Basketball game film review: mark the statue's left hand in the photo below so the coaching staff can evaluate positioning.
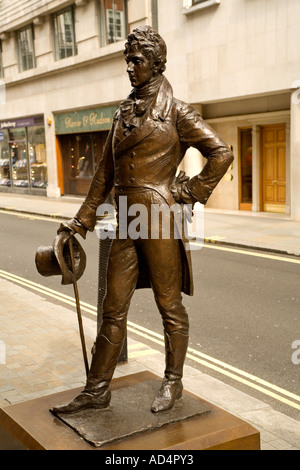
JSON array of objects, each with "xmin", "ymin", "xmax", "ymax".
[{"xmin": 170, "ymin": 172, "xmax": 196, "ymax": 223}]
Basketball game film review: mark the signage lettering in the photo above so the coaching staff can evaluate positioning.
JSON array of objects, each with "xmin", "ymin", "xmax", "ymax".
[{"xmin": 55, "ymin": 106, "xmax": 117, "ymax": 134}]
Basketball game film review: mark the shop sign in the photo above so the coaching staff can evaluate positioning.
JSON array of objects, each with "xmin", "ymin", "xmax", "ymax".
[
  {"xmin": 55, "ymin": 106, "xmax": 118, "ymax": 135},
  {"xmin": 0, "ymin": 116, "xmax": 44, "ymax": 130},
  {"xmin": 0, "ymin": 132, "xmax": 4, "ymax": 141}
]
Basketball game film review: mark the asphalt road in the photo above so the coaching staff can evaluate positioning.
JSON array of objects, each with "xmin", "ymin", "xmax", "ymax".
[{"xmin": 0, "ymin": 210, "xmax": 299, "ymax": 420}]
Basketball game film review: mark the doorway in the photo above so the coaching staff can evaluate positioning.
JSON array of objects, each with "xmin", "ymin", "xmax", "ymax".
[
  {"xmin": 59, "ymin": 131, "xmax": 109, "ymax": 196},
  {"xmin": 261, "ymin": 124, "xmax": 286, "ymax": 214}
]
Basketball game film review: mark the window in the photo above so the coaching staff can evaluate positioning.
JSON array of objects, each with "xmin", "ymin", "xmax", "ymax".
[
  {"xmin": 0, "ymin": 40, "xmax": 3, "ymax": 78},
  {"xmin": 0, "ymin": 118, "xmax": 47, "ymax": 193},
  {"xmin": 183, "ymin": 0, "xmax": 221, "ymax": 14},
  {"xmin": 53, "ymin": 7, "xmax": 77, "ymax": 60},
  {"xmin": 239, "ymin": 128, "xmax": 253, "ymax": 210},
  {"xmin": 17, "ymin": 25, "xmax": 36, "ymax": 72},
  {"xmin": 99, "ymin": 0, "xmax": 127, "ymax": 47}
]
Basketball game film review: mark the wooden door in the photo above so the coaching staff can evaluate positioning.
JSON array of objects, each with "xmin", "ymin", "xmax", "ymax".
[{"xmin": 261, "ymin": 125, "xmax": 286, "ymax": 213}]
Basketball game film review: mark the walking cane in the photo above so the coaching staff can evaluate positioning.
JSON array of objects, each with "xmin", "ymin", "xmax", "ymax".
[{"xmin": 68, "ymin": 237, "xmax": 90, "ymax": 378}]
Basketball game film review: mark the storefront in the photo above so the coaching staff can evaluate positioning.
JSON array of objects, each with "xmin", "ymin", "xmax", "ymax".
[
  {"xmin": 55, "ymin": 106, "xmax": 118, "ymax": 196},
  {"xmin": 0, "ymin": 115, "xmax": 47, "ymax": 195}
]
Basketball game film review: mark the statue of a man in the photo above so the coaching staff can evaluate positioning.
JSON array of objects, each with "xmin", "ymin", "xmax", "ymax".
[{"xmin": 52, "ymin": 26, "xmax": 233, "ymax": 415}]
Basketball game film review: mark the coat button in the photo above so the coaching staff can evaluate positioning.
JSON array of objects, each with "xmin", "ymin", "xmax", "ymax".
[
  {"xmin": 129, "ymin": 163, "xmax": 135, "ymax": 170},
  {"xmin": 131, "ymin": 152, "xmax": 135, "ymax": 158},
  {"xmin": 129, "ymin": 177, "xmax": 135, "ymax": 184}
]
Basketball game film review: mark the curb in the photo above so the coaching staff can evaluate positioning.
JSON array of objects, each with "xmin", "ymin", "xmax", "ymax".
[{"xmin": 1, "ymin": 205, "xmax": 300, "ymax": 258}]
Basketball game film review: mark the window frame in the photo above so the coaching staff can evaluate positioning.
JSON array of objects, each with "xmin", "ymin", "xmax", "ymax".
[
  {"xmin": 17, "ymin": 24, "xmax": 36, "ymax": 72},
  {"xmin": 0, "ymin": 40, "xmax": 3, "ymax": 78},
  {"xmin": 192, "ymin": 0, "xmax": 211, "ymax": 4},
  {"xmin": 183, "ymin": 0, "xmax": 221, "ymax": 15},
  {"xmin": 98, "ymin": 0, "xmax": 128, "ymax": 47},
  {"xmin": 53, "ymin": 6, "xmax": 78, "ymax": 61}
]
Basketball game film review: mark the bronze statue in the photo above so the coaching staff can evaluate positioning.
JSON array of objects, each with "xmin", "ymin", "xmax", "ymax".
[{"xmin": 48, "ymin": 26, "xmax": 233, "ymax": 415}]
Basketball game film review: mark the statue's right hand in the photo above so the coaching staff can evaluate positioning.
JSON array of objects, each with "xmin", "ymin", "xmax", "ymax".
[{"xmin": 57, "ymin": 218, "xmax": 88, "ymax": 239}]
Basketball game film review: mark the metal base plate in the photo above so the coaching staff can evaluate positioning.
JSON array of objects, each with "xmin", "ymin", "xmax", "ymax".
[{"xmin": 53, "ymin": 379, "xmax": 211, "ymax": 448}]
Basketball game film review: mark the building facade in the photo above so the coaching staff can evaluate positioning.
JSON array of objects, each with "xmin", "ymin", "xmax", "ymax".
[{"xmin": 0, "ymin": 0, "xmax": 300, "ymax": 219}]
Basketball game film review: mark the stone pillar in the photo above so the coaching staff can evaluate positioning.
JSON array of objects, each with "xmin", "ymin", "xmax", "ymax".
[
  {"xmin": 45, "ymin": 110, "xmax": 61, "ymax": 198},
  {"xmin": 285, "ymin": 122, "xmax": 291, "ymax": 216},
  {"xmin": 252, "ymin": 126, "xmax": 260, "ymax": 212},
  {"xmin": 290, "ymin": 87, "xmax": 300, "ymax": 220}
]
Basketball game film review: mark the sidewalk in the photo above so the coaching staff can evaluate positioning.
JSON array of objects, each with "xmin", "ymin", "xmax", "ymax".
[
  {"xmin": 0, "ymin": 192, "xmax": 300, "ymax": 450},
  {"xmin": 0, "ymin": 278, "xmax": 299, "ymax": 450},
  {"xmin": 0, "ymin": 193, "xmax": 299, "ymax": 256}
]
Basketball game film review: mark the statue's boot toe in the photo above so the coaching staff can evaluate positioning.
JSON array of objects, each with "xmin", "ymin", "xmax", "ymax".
[
  {"xmin": 151, "ymin": 378, "xmax": 183, "ymax": 413},
  {"xmin": 51, "ymin": 388, "xmax": 111, "ymax": 415}
]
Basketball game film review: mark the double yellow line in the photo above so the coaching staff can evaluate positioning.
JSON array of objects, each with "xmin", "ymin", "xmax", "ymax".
[{"xmin": 0, "ymin": 268, "xmax": 299, "ymax": 411}]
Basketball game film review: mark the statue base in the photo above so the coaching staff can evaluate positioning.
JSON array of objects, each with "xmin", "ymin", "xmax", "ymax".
[
  {"xmin": 51, "ymin": 378, "xmax": 210, "ymax": 448},
  {"xmin": 0, "ymin": 371, "xmax": 260, "ymax": 450}
]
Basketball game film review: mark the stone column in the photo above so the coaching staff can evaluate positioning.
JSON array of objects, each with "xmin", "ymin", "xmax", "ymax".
[
  {"xmin": 290, "ymin": 87, "xmax": 300, "ymax": 220},
  {"xmin": 252, "ymin": 126, "xmax": 260, "ymax": 212},
  {"xmin": 45, "ymin": 109, "xmax": 61, "ymax": 199}
]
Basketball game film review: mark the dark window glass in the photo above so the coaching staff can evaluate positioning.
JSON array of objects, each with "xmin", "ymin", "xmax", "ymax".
[
  {"xmin": 240, "ymin": 129, "xmax": 253, "ymax": 205},
  {"xmin": 53, "ymin": 7, "xmax": 77, "ymax": 60},
  {"xmin": 17, "ymin": 25, "xmax": 36, "ymax": 72}
]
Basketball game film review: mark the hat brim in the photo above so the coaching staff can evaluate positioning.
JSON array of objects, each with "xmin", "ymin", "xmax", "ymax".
[{"xmin": 53, "ymin": 233, "xmax": 87, "ymax": 285}]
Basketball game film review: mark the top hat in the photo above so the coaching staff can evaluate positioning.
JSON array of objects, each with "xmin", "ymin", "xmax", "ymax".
[{"xmin": 35, "ymin": 233, "xmax": 86, "ymax": 286}]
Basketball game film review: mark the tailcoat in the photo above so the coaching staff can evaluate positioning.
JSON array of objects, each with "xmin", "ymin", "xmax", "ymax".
[{"xmin": 75, "ymin": 76, "xmax": 234, "ymax": 296}]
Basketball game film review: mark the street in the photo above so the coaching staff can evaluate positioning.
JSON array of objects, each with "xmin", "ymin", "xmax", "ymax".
[{"xmin": 0, "ymin": 210, "xmax": 299, "ymax": 420}]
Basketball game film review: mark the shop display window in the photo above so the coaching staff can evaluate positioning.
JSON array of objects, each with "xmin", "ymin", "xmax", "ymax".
[
  {"xmin": 60, "ymin": 131, "xmax": 108, "ymax": 196},
  {"xmin": 0, "ymin": 122, "xmax": 47, "ymax": 193},
  {"xmin": 9, "ymin": 128, "xmax": 29, "ymax": 188},
  {"xmin": 28, "ymin": 126, "xmax": 48, "ymax": 190}
]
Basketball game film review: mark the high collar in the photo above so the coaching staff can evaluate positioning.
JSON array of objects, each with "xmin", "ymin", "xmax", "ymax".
[
  {"xmin": 134, "ymin": 74, "xmax": 163, "ymax": 100},
  {"xmin": 128, "ymin": 75, "xmax": 174, "ymax": 122}
]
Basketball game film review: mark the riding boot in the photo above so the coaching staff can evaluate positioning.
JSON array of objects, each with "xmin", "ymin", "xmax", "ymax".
[
  {"xmin": 151, "ymin": 331, "xmax": 189, "ymax": 413},
  {"xmin": 51, "ymin": 334, "xmax": 124, "ymax": 415}
]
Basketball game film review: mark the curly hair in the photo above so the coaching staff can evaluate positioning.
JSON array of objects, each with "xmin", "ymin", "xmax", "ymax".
[{"xmin": 124, "ymin": 25, "xmax": 167, "ymax": 74}]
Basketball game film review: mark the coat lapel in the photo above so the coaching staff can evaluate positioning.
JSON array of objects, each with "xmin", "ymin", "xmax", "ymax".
[
  {"xmin": 114, "ymin": 76, "xmax": 174, "ymax": 156},
  {"xmin": 114, "ymin": 116, "xmax": 157, "ymax": 156}
]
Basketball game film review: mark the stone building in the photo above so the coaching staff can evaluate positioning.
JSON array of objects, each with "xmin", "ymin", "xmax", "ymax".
[{"xmin": 0, "ymin": 0, "xmax": 299, "ymax": 219}]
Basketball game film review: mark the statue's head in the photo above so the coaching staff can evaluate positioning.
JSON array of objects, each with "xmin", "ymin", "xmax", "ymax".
[{"xmin": 124, "ymin": 26, "xmax": 167, "ymax": 87}]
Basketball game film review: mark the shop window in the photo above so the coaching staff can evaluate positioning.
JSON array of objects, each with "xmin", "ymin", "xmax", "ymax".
[
  {"xmin": 9, "ymin": 128, "xmax": 28, "ymax": 188},
  {"xmin": 28, "ymin": 126, "xmax": 48, "ymax": 190},
  {"xmin": 17, "ymin": 25, "xmax": 36, "ymax": 72},
  {"xmin": 53, "ymin": 7, "xmax": 77, "ymax": 60},
  {"xmin": 0, "ymin": 123, "xmax": 47, "ymax": 192},
  {"xmin": 99, "ymin": 0, "xmax": 128, "ymax": 47},
  {"xmin": 0, "ymin": 40, "xmax": 3, "ymax": 78},
  {"xmin": 60, "ymin": 131, "xmax": 108, "ymax": 196}
]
